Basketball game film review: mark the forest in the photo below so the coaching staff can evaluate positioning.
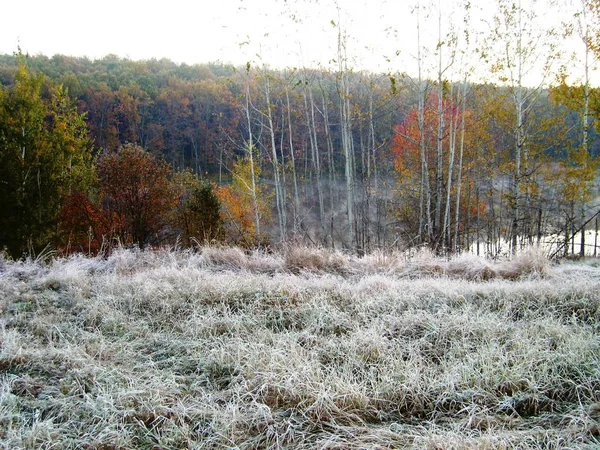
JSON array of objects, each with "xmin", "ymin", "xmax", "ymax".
[{"xmin": 1, "ymin": 0, "xmax": 600, "ymax": 258}]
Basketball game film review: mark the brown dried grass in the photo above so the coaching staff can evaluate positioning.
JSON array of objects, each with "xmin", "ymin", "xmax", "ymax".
[{"xmin": 1, "ymin": 246, "xmax": 597, "ymax": 449}]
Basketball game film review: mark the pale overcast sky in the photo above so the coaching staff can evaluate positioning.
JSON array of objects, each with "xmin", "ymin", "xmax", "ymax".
[
  {"xmin": 2, "ymin": 0, "xmax": 399, "ymax": 69},
  {"xmin": 0, "ymin": 0, "xmax": 590, "ymax": 85}
]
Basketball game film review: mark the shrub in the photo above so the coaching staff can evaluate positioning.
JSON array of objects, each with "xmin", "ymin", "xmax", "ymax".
[
  {"xmin": 177, "ymin": 182, "xmax": 224, "ymax": 246},
  {"xmin": 96, "ymin": 144, "xmax": 177, "ymax": 247}
]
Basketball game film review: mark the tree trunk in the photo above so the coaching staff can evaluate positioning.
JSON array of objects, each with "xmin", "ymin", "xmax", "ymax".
[
  {"xmin": 304, "ymin": 81, "xmax": 328, "ymax": 245},
  {"xmin": 337, "ymin": 21, "xmax": 356, "ymax": 252},
  {"xmin": 453, "ymin": 81, "xmax": 467, "ymax": 252},
  {"xmin": 263, "ymin": 76, "xmax": 286, "ymax": 241},
  {"xmin": 435, "ymin": 4, "xmax": 445, "ymax": 248},
  {"xmin": 443, "ymin": 82, "xmax": 457, "ymax": 251},
  {"xmin": 244, "ymin": 86, "xmax": 261, "ymax": 242},
  {"xmin": 321, "ymin": 92, "xmax": 337, "ymax": 248},
  {"xmin": 285, "ymin": 87, "xmax": 301, "ymax": 234},
  {"xmin": 416, "ymin": 2, "xmax": 432, "ymax": 244}
]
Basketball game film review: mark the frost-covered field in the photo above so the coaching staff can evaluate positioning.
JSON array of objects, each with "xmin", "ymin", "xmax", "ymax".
[{"xmin": 1, "ymin": 247, "xmax": 599, "ymax": 449}]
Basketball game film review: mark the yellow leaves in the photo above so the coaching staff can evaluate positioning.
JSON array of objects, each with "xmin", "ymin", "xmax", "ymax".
[
  {"xmin": 491, "ymin": 62, "xmax": 504, "ymax": 74},
  {"xmin": 215, "ymin": 152, "xmax": 271, "ymax": 246},
  {"xmin": 550, "ymin": 83, "xmax": 586, "ymax": 112},
  {"xmin": 394, "ymin": 162, "xmax": 412, "ymax": 181},
  {"xmin": 215, "ymin": 184, "xmax": 254, "ymax": 236},
  {"xmin": 557, "ymin": 146, "xmax": 600, "ymax": 203}
]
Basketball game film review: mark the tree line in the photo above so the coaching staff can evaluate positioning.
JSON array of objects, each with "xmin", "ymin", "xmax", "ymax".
[{"xmin": 1, "ymin": 1, "xmax": 600, "ymax": 258}]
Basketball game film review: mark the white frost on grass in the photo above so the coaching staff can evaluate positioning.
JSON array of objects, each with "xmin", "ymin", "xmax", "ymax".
[{"xmin": 0, "ymin": 246, "xmax": 599, "ymax": 448}]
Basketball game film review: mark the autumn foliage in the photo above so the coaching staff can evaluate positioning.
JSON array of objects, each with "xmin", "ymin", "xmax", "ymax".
[
  {"xmin": 3, "ymin": 51, "xmax": 600, "ymax": 257},
  {"xmin": 215, "ymin": 154, "xmax": 271, "ymax": 247},
  {"xmin": 59, "ymin": 191, "xmax": 122, "ymax": 254},
  {"xmin": 60, "ymin": 150, "xmax": 228, "ymax": 253},
  {"xmin": 392, "ymin": 93, "xmax": 461, "ymax": 177},
  {"xmin": 0, "ymin": 56, "xmax": 94, "ymax": 257},
  {"xmin": 391, "ymin": 91, "xmax": 489, "ymax": 246},
  {"xmin": 96, "ymin": 144, "xmax": 178, "ymax": 247},
  {"xmin": 59, "ymin": 145, "xmax": 179, "ymax": 252},
  {"xmin": 176, "ymin": 181, "xmax": 224, "ymax": 245}
]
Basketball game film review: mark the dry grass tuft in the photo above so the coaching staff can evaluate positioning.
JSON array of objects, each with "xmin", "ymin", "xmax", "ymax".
[
  {"xmin": 350, "ymin": 250, "xmax": 406, "ymax": 275},
  {"xmin": 399, "ymin": 247, "xmax": 552, "ymax": 281},
  {"xmin": 445, "ymin": 253, "xmax": 498, "ymax": 280},
  {"xmin": 246, "ymin": 249, "xmax": 285, "ymax": 273},
  {"xmin": 201, "ymin": 245, "xmax": 249, "ymax": 269},
  {"xmin": 284, "ymin": 245, "xmax": 349, "ymax": 274},
  {"xmin": 497, "ymin": 247, "xmax": 551, "ymax": 279}
]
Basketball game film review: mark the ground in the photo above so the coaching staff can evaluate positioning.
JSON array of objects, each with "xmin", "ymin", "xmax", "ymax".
[{"xmin": 0, "ymin": 246, "xmax": 599, "ymax": 449}]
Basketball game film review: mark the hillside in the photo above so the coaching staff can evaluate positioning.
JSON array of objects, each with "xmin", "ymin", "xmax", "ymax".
[
  {"xmin": 2, "ymin": 53, "xmax": 597, "ymax": 257},
  {"xmin": 1, "ymin": 247, "xmax": 599, "ymax": 448}
]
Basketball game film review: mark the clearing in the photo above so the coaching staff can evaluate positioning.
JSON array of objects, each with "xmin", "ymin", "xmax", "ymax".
[{"xmin": 0, "ymin": 247, "xmax": 599, "ymax": 449}]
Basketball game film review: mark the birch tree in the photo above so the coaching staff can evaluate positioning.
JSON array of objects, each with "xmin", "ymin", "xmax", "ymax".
[
  {"xmin": 414, "ymin": 1, "xmax": 434, "ymax": 244},
  {"xmin": 551, "ymin": 0, "xmax": 600, "ymax": 256},
  {"xmin": 284, "ymin": 82, "xmax": 302, "ymax": 234},
  {"xmin": 260, "ymin": 70, "xmax": 287, "ymax": 241},
  {"xmin": 483, "ymin": 0, "xmax": 559, "ymax": 252},
  {"xmin": 334, "ymin": 11, "xmax": 357, "ymax": 252},
  {"xmin": 302, "ymin": 72, "xmax": 328, "ymax": 245},
  {"xmin": 242, "ymin": 82, "xmax": 263, "ymax": 243}
]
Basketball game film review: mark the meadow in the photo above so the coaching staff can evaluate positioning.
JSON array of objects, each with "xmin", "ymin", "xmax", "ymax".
[{"xmin": 0, "ymin": 246, "xmax": 599, "ymax": 449}]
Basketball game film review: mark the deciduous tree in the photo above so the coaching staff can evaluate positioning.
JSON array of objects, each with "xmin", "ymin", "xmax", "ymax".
[
  {"xmin": 177, "ymin": 179, "xmax": 224, "ymax": 245},
  {"xmin": 215, "ymin": 149, "xmax": 271, "ymax": 246},
  {"xmin": 96, "ymin": 144, "xmax": 176, "ymax": 247},
  {"xmin": 0, "ymin": 55, "xmax": 94, "ymax": 256}
]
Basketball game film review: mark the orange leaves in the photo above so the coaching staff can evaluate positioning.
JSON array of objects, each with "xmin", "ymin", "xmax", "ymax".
[
  {"xmin": 96, "ymin": 144, "xmax": 177, "ymax": 247},
  {"xmin": 214, "ymin": 153, "xmax": 271, "ymax": 246},
  {"xmin": 59, "ymin": 191, "xmax": 123, "ymax": 254},
  {"xmin": 391, "ymin": 92, "xmax": 462, "ymax": 179},
  {"xmin": 392, "ymin": 109, "xmax": 422, "ymax": 178},
  {"xmin": 215, "ymin": 184, "xmax": 255, "ymax": 240}
]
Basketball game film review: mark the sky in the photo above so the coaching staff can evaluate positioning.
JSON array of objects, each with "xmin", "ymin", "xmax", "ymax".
[
  {"xmin": 0, "ymin": 0, "xmax": 592, "ymax": 85},
  {"xmin": 2, "ymin": 0, "xmax": 397, "ymax": 70}
]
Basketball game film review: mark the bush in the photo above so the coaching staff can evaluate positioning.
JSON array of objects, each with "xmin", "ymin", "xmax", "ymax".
[
  {"xmin": 96, "ymin": 144, "xmax": 177, "ymax": 247},
  {"xmin": 177, "ymin": 182, "xmax": 224, "ymax": 246}
]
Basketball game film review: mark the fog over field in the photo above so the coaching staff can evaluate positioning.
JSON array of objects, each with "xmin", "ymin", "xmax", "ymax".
[{"xmin": 1, "ymin": 246, "xmax": 599, "ymax": 448}]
